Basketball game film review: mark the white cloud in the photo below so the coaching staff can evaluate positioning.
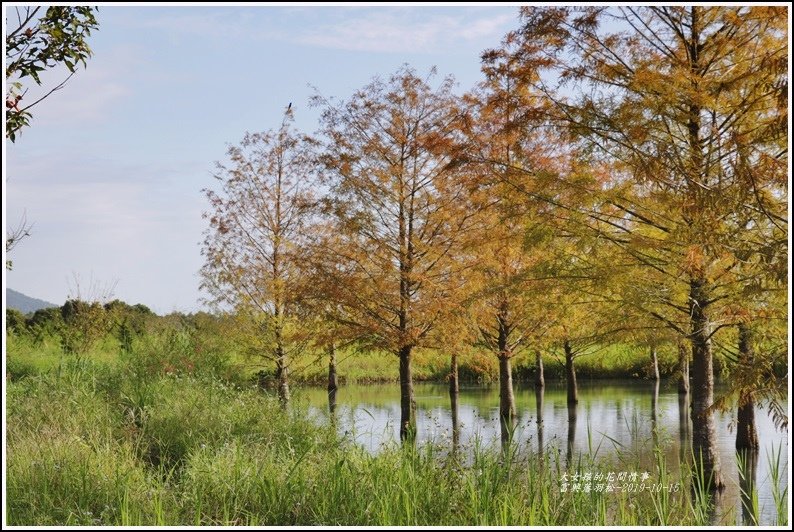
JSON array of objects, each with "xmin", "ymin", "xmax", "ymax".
[
  {"xmin": 137, "ymin": 9, "xmax": 256, "ymax": 40},
  {"xmin": 130, "ymin": 7, "xmax": 515, "ymax": 54},
  {"xmin": 17, "ymin": 46, "xmax": 138, "ymax": 128},
  {"xmin": 295, "ymin": 11, "xmax": 515, "ymax": 54},
  {"xmin": 458, "ymin": 12, "xmax": 515, "ymax": 41}
]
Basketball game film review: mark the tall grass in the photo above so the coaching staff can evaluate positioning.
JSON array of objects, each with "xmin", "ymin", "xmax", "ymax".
[
  {"xmin": 11, "ymin": 357, "xmax": 779, "ymax": 526},
  {"xmin": 767, "ymin": 443, "xmax": 788, "ymax": 526}
]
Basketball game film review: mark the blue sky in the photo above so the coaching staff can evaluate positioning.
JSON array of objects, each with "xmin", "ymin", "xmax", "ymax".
[{"xmin": 4, "ymin": 5, "xmax": 520, "ymax": 314}]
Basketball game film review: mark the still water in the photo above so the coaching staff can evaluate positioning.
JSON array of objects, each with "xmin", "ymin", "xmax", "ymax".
[{"xmin": 297, "ymin": 379, "xmax": 788, "ymax": 526}]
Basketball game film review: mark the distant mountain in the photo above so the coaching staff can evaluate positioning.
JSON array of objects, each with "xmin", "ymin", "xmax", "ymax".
[{"xmin": 6, "ymin": 288, "xmax": 58, "ymax": 314}]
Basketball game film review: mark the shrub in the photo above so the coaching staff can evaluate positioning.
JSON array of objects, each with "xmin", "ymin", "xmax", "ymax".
[
  {"xmin": 121, "ymin": 326, "xmax": 230, "ymax": 381},
  {"xmin": 458, "ymin": 351, "xmax": 497, "ymax": 382},
  {"xmin": 26, "ymin": 307, "xmax": 64, "ymax": 345},
  {"xmin": 6, "ymin": 307, "xmax": 28, "ymax": 335},
  {"xmin": 59, "ymin": 299, "xmax": 112, "ymax": 356},
  {"xmin": 132, "ymin": 376, "xmax": 326, "ymax": 469}
]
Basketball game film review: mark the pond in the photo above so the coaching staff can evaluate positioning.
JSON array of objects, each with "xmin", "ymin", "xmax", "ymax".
[{"xmin": 297, "ymin": 379, "xmax": 788, "ymax": 526}]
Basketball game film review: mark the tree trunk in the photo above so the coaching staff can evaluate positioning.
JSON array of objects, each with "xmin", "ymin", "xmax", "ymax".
[
  {"xmin": 689, "ymin": 276, "xmax": 724, "ymax": 491},
  {"xmin": 678, "ymin": 339, "xmax": 690, "ymax": 394},
  {"xmin": 275, "ymin": 346, "xmax": 289, "ymax": 405},
  {"xmin": 564, "ymin": 339, "xmax": 578, "ymax": 406},
  {"xmin": 273, "ymin": 302, "xmax": 289, "ymax": 404},
  {"xmin": 398, "ymin": 345, "xmax": 416, "ymax": 442},
  {"xmin": 650, "ymin": 346, "xmax": 660, "ymax": 381},
  {"xmin": 535, "ymin": 350, "xmax": 545, "ymax": 389},
  {"xmin": 684, "ymin": 7, "xmax": 722, "ymax": 492},
  {"xmin": 736, "ymin": 323, "xmax": 759, "ymax": 451},
  {"xmin": 499, "ymin": 355, "xmax": 516, "ymax": 446},
  {"xmin": 496, "ymin": 304, "xmax": 515, "ymax": 447},
  {"xmin": 449, "ymin": 353, "xmax": 459, "ymax": 396},
  {"xmin": 535, "ymin": 386, "xmax": 544, "ymax": 456},
  {"xmin": 449, "ymin": 352, "xmax": 460, "ymax": 452},
  {"xmin": 450, "ymin": 384, "xmax": 460, "ymax": 453},
  {"xmin": 327, "ymin": 342, "xmax": 338, "ymax": 417}
]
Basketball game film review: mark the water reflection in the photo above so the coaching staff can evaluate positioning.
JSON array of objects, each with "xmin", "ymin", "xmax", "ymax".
[
  {"xmin": 328, "ymin": 387, "xmax": 337, "ymax": 420},
  {"xmin": 678, "ymin": 392, "xmax": 692, "ymax": 466},
  {"xmin": 566, "ymin": 403, "xmax": 577, "ymax": 466},
  {"xmin": 535, "ymin": 386, "xmax": 544, "ymax": 456},
  {"xmin": 708, "ymin": 489, "xmax": 727, "ymax": 527},
  {"xmin": 651, "ymin": 380, "xmax": 660, "ymax": 449},
  {"xmin": 327, "ymin": 344, "xmax": 338, "ymax": 422},
  {"xmin": 450, "ymin": 389, "xmax": 460, "ymax": 453},
  {"xmin": 500, "ymin": 414, "xmax": 514, "ymax": 453},
  {"xmin": 300, "ymin": 379, "xmax": 788, "ymax": 525}
]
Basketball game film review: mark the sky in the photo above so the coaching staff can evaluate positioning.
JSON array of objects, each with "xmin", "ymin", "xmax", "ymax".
[{"xmin": 3, "ymin": 4, "xmax": 521, "ymax": 314}]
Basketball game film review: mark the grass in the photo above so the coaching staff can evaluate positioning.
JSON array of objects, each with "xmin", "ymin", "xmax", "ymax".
[
  {"xmin": 767, "ymin": 443, "xmax": 789, "ymax": 526},
  {"xmin": 284, "ymin": 342, "xmax": 681, "ymax": 385},
  {"xmin": 7, "ymin": 355, "xmax": 786, "ymax": 526},
  {"xmin": 6, "ymin": 327, "xmax": 728, "ymax": 386},
  {"xmin": 5, "ymin": 333, "xmax": 120, "ymax": 380},
  {"xmin": 5, "ymin": 331, "xmax": 788, "ymax": 525}
]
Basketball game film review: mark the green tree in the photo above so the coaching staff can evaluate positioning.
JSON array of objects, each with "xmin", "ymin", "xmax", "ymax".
[
  {"xmin": 103, "ymin": 299, "xmax": 156, "ymax": 354},
  {"xmin": 25, "ymin": 306, "xmax": 63, "ymax": 345},
  {"xmin": 5, "ymin": 308, "xmax": 28, "ymax": 335},
  {"xmin": 5, "ymin": 6, "xmax": 99, "ymax": 141}
]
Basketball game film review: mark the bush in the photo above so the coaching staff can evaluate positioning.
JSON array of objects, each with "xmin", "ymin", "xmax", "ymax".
[
  {"xmin": 59, "ymin": 299, "xmax": 112, "ymax": 356},
  {"xmin": 25, "ymin": 307, "xmax": 64, "ymax": 345},
  {"xmin": 132, "ymin": 376, "xmax": 326, "ymax": 469},
  {"xmin": 121, "ymin": 326, "xmax": 231, "ymax": 381},
  {"xmin": 6, "ymin": 307, "xmax": 28, "ymax": 335},
  {"xmin": 458, "ymin": 351, "xmax": 497, "ymax": 382}
]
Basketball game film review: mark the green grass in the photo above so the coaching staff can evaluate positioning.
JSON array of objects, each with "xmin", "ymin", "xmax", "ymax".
[
  {"xmin": 7, "ymin": 356, "xmax": 784, "ymax": 526},
  {"xmin": 287, "ymin": 342, "xmax": 682, "ymax": 385},
  {"xmin": 767, "ymin": 443, "xmax": 789, "ymax": 526},
  {"xmin": 5, "ymin": 333, "xmax": 121, "ymax": 379},
  {"xmin": 5, "ymin": 329, "xmax": 788, "ymax": 525},
  {"xmin": 6, "ymin": 327, "xmax": 732, "ymax": 387}
]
